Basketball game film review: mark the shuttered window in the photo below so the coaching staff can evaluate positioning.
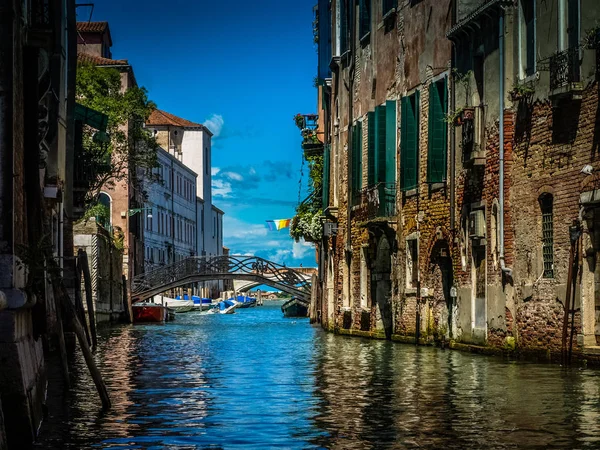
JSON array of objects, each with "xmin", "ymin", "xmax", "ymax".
[
  {"xmin": 375, "ymin": 105, "xmax": 386, "ymax": 184},
  {"xmin": 385, "ymin": 100, "xmax": 397, "ymax": 184},
  {"xmin": 427, "ymin": 78, "xmax": 447, "ymax": 183},
  {"xmin": 382, "ymin": 0, "xmax": 397, "ymax": 16},
  {"xmin": 359, "ymin": 0, "xmax": 371, "ymax": 39},
  {"xmin": 401, "ymin": 92, "xmax": 419, "ymax": 191},
  {"xmin": 367, "ymin": 111, "xmax": 375, "ymax": 185},
  {"xmin": 351, "ymin": 124, "xmax": 363, "ymax": 204}
]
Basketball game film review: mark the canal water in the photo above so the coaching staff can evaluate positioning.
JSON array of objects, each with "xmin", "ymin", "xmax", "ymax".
[{"xmin": 37, "ymin": 301, "xmax": 600, "ymax": 449}]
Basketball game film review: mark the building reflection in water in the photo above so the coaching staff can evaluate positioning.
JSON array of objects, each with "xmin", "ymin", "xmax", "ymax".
[{"xmin": 309, "ymin": 330, "xmax": 600, "ymax": 449}]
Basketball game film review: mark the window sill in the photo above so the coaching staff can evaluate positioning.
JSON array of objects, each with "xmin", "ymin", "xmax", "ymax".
[
  {"xmin": 427, "ymin": 182, "xmax": 446, "ymax": 192},
  {"xmin": 405, "ymin": 288, "xmax": 418, "ymax": 296},
  {"xmin": 403, "ymin": 188, "xmax": 418, "ymax": 198}
]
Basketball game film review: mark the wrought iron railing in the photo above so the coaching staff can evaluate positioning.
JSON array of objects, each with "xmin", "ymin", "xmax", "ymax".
[
  {"xmin": 358, "ymin": 183, "xmax": 397, "ymax": 219},
  {"xmin": 549, "ymin": 47, "xmax": 581, "ymax": 91},
  {"xmin": 131, "ymin": 255, "xmax": 312, "ymax": 301}
]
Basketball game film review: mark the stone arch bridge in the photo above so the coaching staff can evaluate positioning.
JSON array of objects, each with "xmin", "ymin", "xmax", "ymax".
[{"xmin": 131, "ymin": 255, "xmax": 314, "ymax": 302}]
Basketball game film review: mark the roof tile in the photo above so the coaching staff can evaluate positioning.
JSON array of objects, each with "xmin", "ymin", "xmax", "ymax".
[
  {"xmin": 77, "ymin": 21, "xmax": 109, "ymax": 33},
  {"xmin": 147, "ymin": 109, "xmax": 204, "ymax": 128},
  {"xmin": 78, "ymin": 52, "xmax": 128, "ymax": 66}
]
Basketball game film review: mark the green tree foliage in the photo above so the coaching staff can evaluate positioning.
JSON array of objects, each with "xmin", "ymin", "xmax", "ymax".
[
  {"xmin": 76, "ymin": 63, "xmax": 159, "ymax": 204},
  {"xmin": 290, "ymin": 154, "xmax": 323, "ymax": 242}
]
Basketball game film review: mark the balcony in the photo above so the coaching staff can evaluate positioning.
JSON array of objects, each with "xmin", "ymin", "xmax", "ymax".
[
  {"xmin": 357, "ymin": 183, "xmax": 397, "ymax": 221},
  {"xmin": 548, "ymin": 47, "xmax": 583, "ymax": 100}
]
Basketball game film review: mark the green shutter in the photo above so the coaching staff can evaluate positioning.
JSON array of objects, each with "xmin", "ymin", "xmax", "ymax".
[
  {"xmin": 401, "ymin": 93, "xmax": 418, "ymax": 191},
  {"xmin": 385, "ymin": 100, "xmax": 397, "ymax": 185},
  {"xmin": 357, "ymin": 123, "xmax": 363, "ymax": 191},
  {"xmin": 323, "ymin": 144, "xmax": 330, "ymax": 209},
  {"xmin": 427, "ymin": 78, "xmax": 447, "ymax": 183},
  {"xmin": 368, "ymin": 111, "xmax": 375, "ymax": 185},
  {"xmin": 351, "ymin": 124, "xmax": 363, "ymax": 204},
  {"xmin": 376, "ymin": 106, "xmax": 387, "ymax": 183}
]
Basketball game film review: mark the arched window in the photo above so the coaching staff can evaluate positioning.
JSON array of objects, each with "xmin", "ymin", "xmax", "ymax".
[
  {"xmin": 97, "ymin": 192, "xmax": 111, "ymax": 229},
  {"xmin": 540, "ymin": 193, "xmax": 554, "ymax": 278}
]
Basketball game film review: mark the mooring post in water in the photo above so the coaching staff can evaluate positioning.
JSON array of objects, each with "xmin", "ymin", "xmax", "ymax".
[
  {"xmin": 74, "ymin": 260, "xmax": 91, "ymax": 347},
  {"xmin": 50, "ymin": 279, "xmax": 70, "ymax": 388},
  {"xmin": 78, "ymin": 249, "xmax": 98, "ymax": 351},
  {"xmin": 55, "ymin": 277, "xmax": 111, "ymax": 410}
]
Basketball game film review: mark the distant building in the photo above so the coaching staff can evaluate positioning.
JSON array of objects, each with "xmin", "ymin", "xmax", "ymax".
[
  {"xmin": 75, "ymin": 21, "xmax": 144, "ymax": 281},
  {"xmin": 144, "ymin": 147, "xmax": 198, "ymax": 271},
  {"xmin": 146, "ymin": 109, "xmax": 225, "ymax": 297}
]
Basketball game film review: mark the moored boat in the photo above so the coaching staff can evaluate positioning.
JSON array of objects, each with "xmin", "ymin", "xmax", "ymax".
[
  {"xmin": 192, "ymin": 296, "xmax": 214, "ymax": 311},
  {"xmin": 209, "ymin": 299, "xmax": 238, "ymax": 314},
  {"xmin": 133, "ymin": 301, "xmax": 167, "ymax": 323},
  {"xmin": 281, "ymin": 297, "xmax": 309, "ymax": 318},
  {"xmin": 235, "ymin": 295, "xmax": 257, "ymax": 308},
  {"xmin": 154, "ymin": 295, "xmax": 195, "ymax": 313}
]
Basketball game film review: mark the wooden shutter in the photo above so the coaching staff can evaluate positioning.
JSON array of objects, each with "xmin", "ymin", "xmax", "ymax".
[
  {"xmin": 368, "ymin": 111, "xmax": 375, "ymax": 186},
  {"xmin": 323, "ymin": 144, "xmax": 330, "ymax": 209},
  {"xmin": 376, "ymin": 105, "xmax": 387, "ymax": 183},
  {"xmin": 385, "ymin": 100, "xmax": 397, "ymax": 185},
  {"xmin": 382, "ymin": 0, "xmax": 397, "ymax": 15},
  {"xmin": 427, "ymin": 78, "xmax": 447, "ymax": 183},
  {"xmin": 356, "ymin": 123, "xmax": 363, "ymax": 192},
  {"xmin": 401, "ymin": 93, "xmax": 418, "ymax": 191}
]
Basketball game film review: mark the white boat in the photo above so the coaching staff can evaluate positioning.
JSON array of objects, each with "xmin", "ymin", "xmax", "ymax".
[
  {"xmin": 208, "ymin": 299, "xmax": 238, "ymax": 314},
  {"xmin": 153, "ymin": 295, "xmax": 195, "ymax": 313}
]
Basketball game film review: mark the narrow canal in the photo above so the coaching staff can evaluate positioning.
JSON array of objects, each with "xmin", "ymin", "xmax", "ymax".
[{"xmin": 37, "ymin": 301, "xmax": 600, "ymax": 449}]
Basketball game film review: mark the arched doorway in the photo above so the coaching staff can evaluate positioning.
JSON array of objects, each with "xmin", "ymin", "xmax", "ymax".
[
  {"xmin": 372, "ymin": 235, "xmax": 393, "ymax": 339},
  {"xmin": 97, "ymin": 192, "xmax": 112, "ymax": 229},
  {"xmin": 428, "ymin": 239, "xmax": 454, "ymax": 340}
]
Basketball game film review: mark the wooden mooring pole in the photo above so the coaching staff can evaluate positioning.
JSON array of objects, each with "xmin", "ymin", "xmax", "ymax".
[{"xmin": 78, "ymin": 249, "xmax": 98, "ymax": 351}]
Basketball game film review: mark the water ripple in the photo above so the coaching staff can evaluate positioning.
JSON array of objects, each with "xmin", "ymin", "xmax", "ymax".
[{"xmin": 36, "ymin": 302, "xmax": 600, "ymax": 449}]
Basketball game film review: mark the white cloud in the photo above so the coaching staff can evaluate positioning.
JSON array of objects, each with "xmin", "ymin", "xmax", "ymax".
[
  {"xmin": 212, "ymin": 179, "xmax": 232, "ymax": 198},
  {"xmin": 293, "ymin": 240, "xmax": 314, "ymax": 260},
  {"xmin": 211, "ymin": 167, "xmax": 220, "ymax": 176},
  {"xmin": 221, "ymin": 171, "xmax": 244, "ymax": 181},
  {"xmin": 204, "ymin": 114, "xmax": 224, "ymax": 138}
]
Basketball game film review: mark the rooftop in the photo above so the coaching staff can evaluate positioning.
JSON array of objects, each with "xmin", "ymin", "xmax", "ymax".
[
  {"xmin": 77, "ymin": 21, "xmax": 109, "ymax": 33},
  {"xmin": 78, "ymin": 52, "xmax": 128, "ymax": 66},
  {"xmin": 147, "ymin": 109, "xmax": 212, "ymax": 135}
]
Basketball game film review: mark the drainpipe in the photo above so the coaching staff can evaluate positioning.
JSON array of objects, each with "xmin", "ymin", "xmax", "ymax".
[{"xmin": 498, "ymin": 9, "xmax": 513, "ymax": 278}]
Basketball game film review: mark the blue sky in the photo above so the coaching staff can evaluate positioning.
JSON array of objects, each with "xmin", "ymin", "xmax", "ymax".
[{"xmin": 87, "ymin": 0, "xmax": 318, "ymax": 268}]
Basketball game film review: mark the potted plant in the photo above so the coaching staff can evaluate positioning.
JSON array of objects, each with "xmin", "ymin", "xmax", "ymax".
[
  {"xmin": 294, "ymin": 113, "xmax": 305, "ymax": 130},
  {"xmin": 508, "ymin": 81, "xmax": 535, "ymax": 102},
  {"xmin": 444, "ymin": 107, "xmax": 464, "ymax": 127}
]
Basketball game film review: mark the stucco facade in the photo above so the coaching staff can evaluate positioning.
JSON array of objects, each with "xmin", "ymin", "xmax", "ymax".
[{"xmin": 146, "ymin": 110, "xmax": 225, "ymax": 297}]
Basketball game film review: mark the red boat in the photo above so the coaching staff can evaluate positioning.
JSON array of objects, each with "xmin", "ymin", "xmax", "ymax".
[{"xmin": 132, "ymin": 302, "xmax": 167, "ymax": 323}]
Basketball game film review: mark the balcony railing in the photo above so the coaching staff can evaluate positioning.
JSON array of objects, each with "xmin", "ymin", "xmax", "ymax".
[
  {"xmin": 549, "ymin": 47, "xmax": 581, "ymax": 92},
  {"xmin": 357, "ymin": 183, "xmax": 397, "ymax": 220}
]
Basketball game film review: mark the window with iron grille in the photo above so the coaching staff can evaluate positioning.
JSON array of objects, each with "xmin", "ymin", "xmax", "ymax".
[{"xmin": 540, "ymin": 194, "xmax": 554, "ymax": 278}]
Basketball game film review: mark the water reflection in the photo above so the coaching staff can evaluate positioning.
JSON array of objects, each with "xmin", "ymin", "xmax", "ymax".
[{"xmin": 37, "ymin": 303, "xmax": 600, "ymax": 449}]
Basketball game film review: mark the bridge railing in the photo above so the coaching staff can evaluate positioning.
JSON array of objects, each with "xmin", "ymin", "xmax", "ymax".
[{"xmin": 131, "ymin": 255, "xmax": 311, "ymax": 299}]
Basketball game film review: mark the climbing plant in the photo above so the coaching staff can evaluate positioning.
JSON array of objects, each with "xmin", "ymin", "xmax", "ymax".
[
  {"xmin": 290, "ymin": 154, "xmax": 323, "ymax": 242},
  {"xmin": 76, "ymin": 63, "xmax": 160, "ymax": 205}
]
